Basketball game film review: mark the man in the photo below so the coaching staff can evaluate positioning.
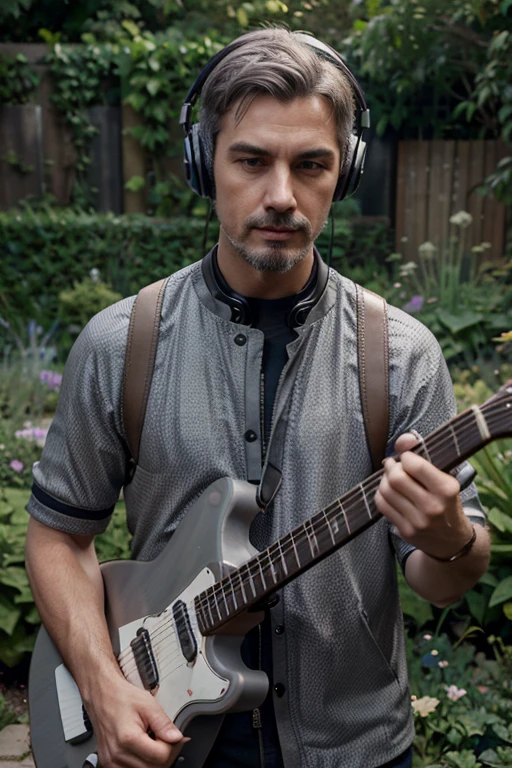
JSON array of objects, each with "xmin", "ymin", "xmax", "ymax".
[{"xmin": 25, "ymin": 28, "xmax": 489, "ymax": 768}]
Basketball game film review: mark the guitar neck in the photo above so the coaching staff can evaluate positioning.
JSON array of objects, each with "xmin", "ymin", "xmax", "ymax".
[{"xmin": 195, "ymin": 386, "xmax": 512, "ymax": 635}]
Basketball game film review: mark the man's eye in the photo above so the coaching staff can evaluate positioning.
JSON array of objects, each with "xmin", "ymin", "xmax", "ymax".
[
  {"xmin": 298, "ymin": 161, "xmax": 323, "ymax": 171},
  {"xmin": 240, "ymin": 158, "xmax": 263, "ymax": 168}
]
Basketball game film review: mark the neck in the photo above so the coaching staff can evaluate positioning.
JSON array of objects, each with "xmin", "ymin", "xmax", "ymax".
[{"xmin": 217, "ymin": 229, "xmax": 315, "ymax": 299}]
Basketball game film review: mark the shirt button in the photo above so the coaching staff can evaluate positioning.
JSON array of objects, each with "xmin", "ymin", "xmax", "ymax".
[
  {"xmin": 275, "ymin": 625, "xmax": 284, "ymax": 635},
  {"xmin": 244, "ymin": 430, "xmax": 257, "ymax": 442},
  {"xmin": 234, "ymin": 333, "xmax": 247, "ymax": 346},
  {"xmin": 273, "ymin": 683, "xmax": 286, "ymax": 697}
]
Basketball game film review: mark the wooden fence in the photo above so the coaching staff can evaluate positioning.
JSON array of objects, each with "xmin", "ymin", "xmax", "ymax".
[{"xmin": 395, "ymin": 140, "xmax": 508, "ymax": 263}]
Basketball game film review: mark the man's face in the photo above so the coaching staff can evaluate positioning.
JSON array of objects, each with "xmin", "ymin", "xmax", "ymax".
[{"xmin": 213, "ymin": 94, "xmax": 341, "ymax": 274}]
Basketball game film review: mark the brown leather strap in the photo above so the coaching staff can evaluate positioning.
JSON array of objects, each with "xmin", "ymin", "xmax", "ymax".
[
  {"xmin": 356, "ymin": 284, "xmax": 389, "ymax": 472},
  {"xmin": 122, "ymin": 277, "xmax": 168, "ymax": 467}
]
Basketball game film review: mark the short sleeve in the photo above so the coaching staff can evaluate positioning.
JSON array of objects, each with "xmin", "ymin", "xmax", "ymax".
[{"xmin": 26, "ymin": 297, "xmax": 135, "ymax": 536}]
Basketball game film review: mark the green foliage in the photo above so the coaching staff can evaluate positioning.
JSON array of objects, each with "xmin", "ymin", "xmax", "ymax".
[
  {"xmin": 407, "ymin": 632, "xmax": 512, "ymax": 766},
  {"xmin": 44, "ymin": 42, "xmax": 118, "ymax": 207},
  {"xmin": 0, "ymin": 206, "xmax": 392, "ymax": 357},
  {"xmin": 0, "ymin": 0, "xmax": 33, "ymax": 23},
  {"xmin": 0, "ymin": 208, "xmax": 208, "ymax": 355},
  {"xmin": 388, "ymin": 212, "xmax": 512, "ymax": 369},
  {"xmin": 344, "ymin": 0, "xmax": 512, "ymax": 201},
  {"xmin": 0, "ymin": 487, "xmax": 130, "ymax": 668},
  {"xmin": 450, "ymin": 369, "xmax": 512, "ymax": 635},
  {"xmin": 0, "ymin": 52, "xmax": 40, "ymax": 106},
  {"xmin": 59, "ymin": 275, "xmax": 123, "ymax": 334}
]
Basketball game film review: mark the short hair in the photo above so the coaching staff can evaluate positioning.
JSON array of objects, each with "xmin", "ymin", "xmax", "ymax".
[{"xmin": 198, "ymin": 28, "xmax": 356, "ymax": 188}]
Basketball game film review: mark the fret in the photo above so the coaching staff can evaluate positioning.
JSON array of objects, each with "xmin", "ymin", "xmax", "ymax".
[
  {"xmin": 360, "ymin": 483, "xmax": 372, "ymax": 519},
  {"xmin": 289, "ymin": 532, "xmax": 301, "ymax": 569},
  {"xmin": 267, "ymin": 546, "xmax": 280, "ymax": 584},
  {"xmin": 213, "ymin": 591, "xmax": 223, "ymax": 621},
  {"xmin": 449, "ymin": 423, "xmax": 460, "ymax": 456},
  {"xmin": 277, "ymin": 539, "xmax": 289, "ymax": 577},
  {"xmin": 207, "ymin": 592, "xmax": 215, "ymax": 626},
  {"xmin": 246, "ymin": 563, "xmax": 257, "ymax": 599},
  {"xmin": 238, "ymin": 569, "xmax": 248, "ymax": 604},
  {"xmin": 257, "ymin": 555, "xmax": 267, "ymax": 591},
  {"xmin": 304, "ymin": 519, "xmax": 319, "ymax": 558},
  {"xmin": 324, "ymin": 508, "xmax": 337, "ymax": 546},
  {"xmin": 221, "ymin": 584, "xmax": 230, "ymax": 615},
  {"xmin": 229, "ymin": 577, "xmax": 238, "ymax": 611},
  {"xmin": 337, "ymin": 499, "xmax": 350, "ymax": 533},
  {"xmin": 195, "ymin": 597, "xmax": 208, "ymax": 631}
]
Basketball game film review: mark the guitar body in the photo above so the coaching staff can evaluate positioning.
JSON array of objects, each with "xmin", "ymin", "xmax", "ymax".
[{"xmin": 28, "ymin": 477, "xmax": 268, "ymax": 768}]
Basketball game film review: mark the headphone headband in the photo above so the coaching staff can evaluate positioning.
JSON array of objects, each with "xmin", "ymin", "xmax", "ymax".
[{"xmin": 180, "ymin": 31, "xmax": 370, "ymax": 201}]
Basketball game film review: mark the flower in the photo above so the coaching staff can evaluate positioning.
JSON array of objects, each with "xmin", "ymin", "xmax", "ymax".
[
  {"xmin": 431, "ymin": 649, "xmax": 439, "ymax": 656},
  {"xmin": 90, "ymin": 267, "xmax": 101, "ymax": 283},
  {"xmin": 403, "ymin": 295, "xmax": 424, "ymax": 314},
  {"xmin": 412, "ymin": 696, "xmax": 440, "ymax": 716},
  {"xmin": 449, "ymin": 210, "xmax": 473, "ymax": 229},
  {"xmin": 9, "ymin": 459, "xmax": 24, "ymax": 473},
  {"xmin": 438, "ymin": 660, "xmax": 449, "ymax": 668},
  {"xmin": 423, "ymin": 634, "xmax": 432, "ymax": 640},
  {"xmin": 418, "ymin": 241, "xmax": 437, "ymax": 259},
  {"xmin": 399, "ymin": 261, "xmax": 418, "ymax": 277},
  {"xmin": 446, "ymin": 685, "xmax": 467, "ymax": 701},
  {"xmin": 40, "ymin": 370, "xmax": 62, "ymax": 390}
]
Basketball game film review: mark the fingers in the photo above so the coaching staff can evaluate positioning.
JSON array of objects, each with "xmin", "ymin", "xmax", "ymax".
[{"xmin": 375, "ymin": 452, "xmax": 461, "ymax": 543}]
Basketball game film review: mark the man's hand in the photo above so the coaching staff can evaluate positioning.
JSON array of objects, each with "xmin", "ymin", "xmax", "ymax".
[
  {"xmin": 375, "ymin": 432, "xmax": 474, "ymax": 559},
  {"xmin": 86, "ymin": 676, "xmax": 188, "ymax": 768}
]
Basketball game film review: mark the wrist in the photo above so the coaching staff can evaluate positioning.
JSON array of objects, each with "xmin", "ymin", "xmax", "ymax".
[{"xmin": 422, "ymin": 524, "xmax": 477, "ymax": 563}]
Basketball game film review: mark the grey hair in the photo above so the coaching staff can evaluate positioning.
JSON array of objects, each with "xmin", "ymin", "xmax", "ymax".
[{"xmin": 198, "ymin": 28, "xmax": 356, "ymax": 191}]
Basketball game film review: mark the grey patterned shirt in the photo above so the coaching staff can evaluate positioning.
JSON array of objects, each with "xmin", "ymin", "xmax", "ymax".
[{"xmin": 27, "ymin": 258, "xmax": 483, "ymax": 768}]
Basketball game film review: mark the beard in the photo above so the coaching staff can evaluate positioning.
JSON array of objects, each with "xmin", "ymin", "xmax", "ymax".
[{"xmin": 220, "ymin": 212, "xmax": 323, "ymax": 274}]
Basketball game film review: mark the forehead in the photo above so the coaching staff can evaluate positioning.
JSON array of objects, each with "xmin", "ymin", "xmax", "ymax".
[{"xmin": 216, "ymin": 94, "xmax": 340, "ymax": 157}]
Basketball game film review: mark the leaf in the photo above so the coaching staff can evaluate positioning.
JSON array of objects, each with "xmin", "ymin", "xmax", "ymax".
[
  {"xmin": 236, "ymin": 6, "xmax": 249, "ymax": 26},
  {"xmin": 125, "ymin": 175, "xmax": 146, "ymax": 192},
  {"xmin": 488, "ymin": 576, "xmax": 512, "ymax": 608},
  {"xmin": 146, "ymin": 78, "xmax": 161, "ymax": 96},
  {"xmin": 437, "ymin": 309, "xmax": 484, "ymax": 334},
  {"xmin": 488, "ymin": 507, "xmax": 512, "ymax": 534},
  {"xmin": 0, "ymin": 566, "xmax": 29, "ymax": 591},
  {"xmin": 0, "ymin": 594, "xmax": 21, "ymax": 636},
  {"xmin": 465, "ymin": 590, "xmax": 488, "ymax": 626}
]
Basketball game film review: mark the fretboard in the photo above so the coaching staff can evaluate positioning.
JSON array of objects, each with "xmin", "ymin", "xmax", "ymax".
[{"xmin": 194, "ymin": 387, "xmax": 512, "ymax": 635}]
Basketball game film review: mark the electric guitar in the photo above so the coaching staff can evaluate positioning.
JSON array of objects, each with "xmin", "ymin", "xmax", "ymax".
[{"xmin": 28, "ymin": 381, "xmax": 512, "ymax": 768}]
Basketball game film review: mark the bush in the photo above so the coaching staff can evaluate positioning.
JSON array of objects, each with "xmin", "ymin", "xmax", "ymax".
[
  {"xmin": 0, "ymin": 206, "xmax": 392, "ymax": 360},
  {"xmin": 0, "ymin": 487, "xmax": 130, "ymax": 668}
]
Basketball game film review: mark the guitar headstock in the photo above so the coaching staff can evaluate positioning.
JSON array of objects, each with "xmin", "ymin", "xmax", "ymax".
[{"xmin": 480, "ymin": 379, "xmax": 512, "ymax": 440}]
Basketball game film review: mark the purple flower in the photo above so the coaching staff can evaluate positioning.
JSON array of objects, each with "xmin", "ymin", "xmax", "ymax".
[
  {"xmin": 40, "ymin": 370, "xmax": 62, "ymax": 390},
  {"xmin": 9, "ymin": 459, "xmax": 24, "ymax": 473},
  {"xmin": 403, "ymin": 295, "xmax": 424, "ymax": 314}
]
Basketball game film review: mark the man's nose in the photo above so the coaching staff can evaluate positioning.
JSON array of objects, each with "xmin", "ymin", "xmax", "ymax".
[{"xmin": 263, "ymin": 166, "xmax": 297, "ymax": 212}]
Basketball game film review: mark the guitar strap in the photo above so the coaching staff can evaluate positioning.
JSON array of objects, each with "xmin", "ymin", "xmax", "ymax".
[
  {"xmin": 122, "ymin": 277, "xmax": 389, "ymax": 481},
  {"xmin": 122, "ymin": 276, "xmax": 168, "ymax": 478}
]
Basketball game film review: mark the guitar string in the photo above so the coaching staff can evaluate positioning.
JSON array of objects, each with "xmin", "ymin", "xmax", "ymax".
[
  {"xmin": 118, "ymin": 409, "xmax": 487, "ymax": 677},
  {"xmin": 193, "ymin": 401, "xmax": 504, "ymax": 618},
  {"xmin": 117, "ymin": 401, "xmax": 507, "ymax": 676}
]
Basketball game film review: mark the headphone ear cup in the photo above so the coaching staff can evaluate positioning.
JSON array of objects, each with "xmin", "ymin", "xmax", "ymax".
[
  {"xmin": 333, "ymin": 132, "xmax": 367, "ymax": 202},
  {"xmin": 184, "ymin": 123, "xmax": 213, "ymax": 198}
]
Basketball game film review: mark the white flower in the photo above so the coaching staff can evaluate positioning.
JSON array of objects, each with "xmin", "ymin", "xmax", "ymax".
[
  {"xmin": 446, "ymin": 685, "xmax": 467, "ymax": 701},
  {"xmin": 418, "ymin": 241, "xmax": 437, "ymax": 258},
  {"xmin": 90, "ymin": 268, "xmax": 101, "ymax": 283},
  {"xmin": 449, "ymin": 211, "xmax": 473, "ymax": 229},
  {"xmin": 412, "ymin": 696, "xmax": 440, "ymax": 716}
]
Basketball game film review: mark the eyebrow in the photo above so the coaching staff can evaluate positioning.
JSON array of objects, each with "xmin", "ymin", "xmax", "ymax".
[{"xmin": 228, "ymin": 142, "xmax": 337, "ymax": 162}]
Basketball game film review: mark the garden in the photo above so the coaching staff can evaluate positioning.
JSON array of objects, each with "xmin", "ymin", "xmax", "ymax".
[{"xmin": 1, "ymin": 0, "xmax": 512, "ymax": 766}]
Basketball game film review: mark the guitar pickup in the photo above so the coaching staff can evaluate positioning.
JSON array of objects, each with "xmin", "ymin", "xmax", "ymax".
[
  {"xmin": 172, "ymin": 600, "xmax": 197, "ymax": 664},
  {"xmin": 131, "ymin": 628, "xmax": 159, "ymax": 691}
]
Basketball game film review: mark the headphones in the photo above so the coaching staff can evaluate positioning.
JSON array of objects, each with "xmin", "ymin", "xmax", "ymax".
[
  {"xmin": 179, "ymin": 31, "xmax": 370, "ymax": 202},
  {"xmin": 202, "ymin": 246, "xmax": 329, "ymax": 327}
]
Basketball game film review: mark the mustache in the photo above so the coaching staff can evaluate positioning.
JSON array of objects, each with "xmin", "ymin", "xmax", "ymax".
[{"xmin": 244, "ymin": 213, "xmax": 311, "ymax": 232}]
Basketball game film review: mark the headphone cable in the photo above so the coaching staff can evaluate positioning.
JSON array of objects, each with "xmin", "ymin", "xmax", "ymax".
[{"xmin": 327, "ymin": 204, "xmax": 335, "ymax": 268}]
